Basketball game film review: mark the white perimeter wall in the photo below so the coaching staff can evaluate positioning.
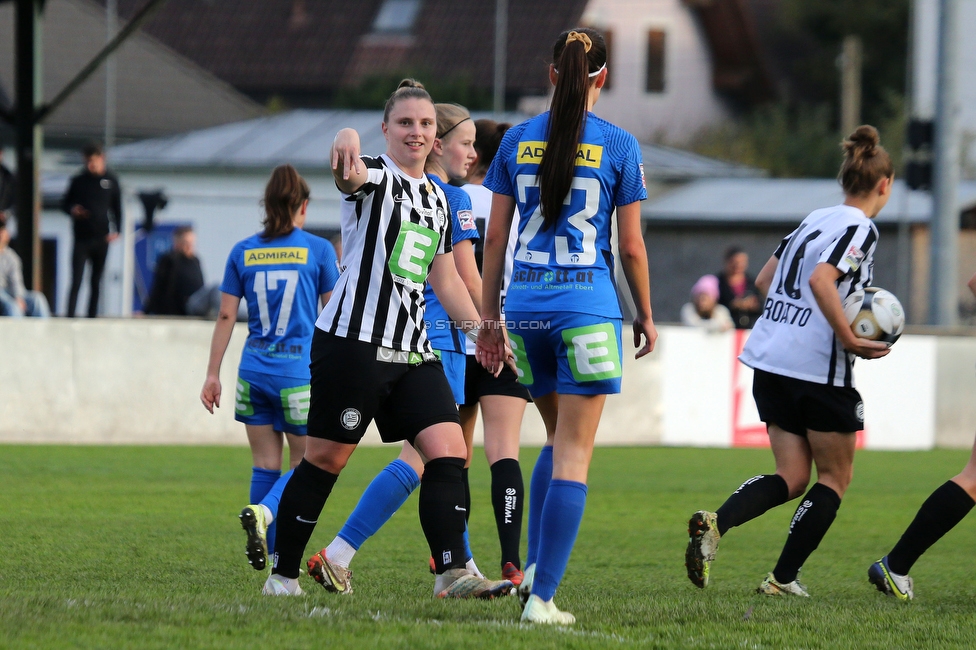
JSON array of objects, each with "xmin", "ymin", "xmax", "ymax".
[{"xmin": 1, "ymin": 321, "xmax": 972, "ymax": 449}]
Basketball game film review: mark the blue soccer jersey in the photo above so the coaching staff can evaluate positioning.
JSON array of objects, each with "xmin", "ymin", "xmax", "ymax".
[
  {"xmin": 221, "ymin": 228, "xmax": 340, "ymax": 379},
  {"xmin": 484, "ymin": 112, "xmax": 647, "ymax": 318},
  {"xmin": 422, "ymin": 174, "xmax": 480, "ymax": 354}
]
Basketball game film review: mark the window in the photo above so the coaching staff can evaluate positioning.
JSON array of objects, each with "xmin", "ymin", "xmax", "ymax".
[
  {"xmin": 645, "ymin": 29, "xmax": 666, "ymax": 93},
  {"xmin": 372, "ymin": 0, "xmax": 422, "ymax": 34}
]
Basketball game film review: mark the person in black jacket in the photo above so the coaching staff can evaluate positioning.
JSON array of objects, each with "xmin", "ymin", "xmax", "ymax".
[
  {"xmin": 62, "ymin": 143, "xmax": 123, "ymax": 317},
  {"xmin": 0, "ymin": 148, "xmax": 14, "ymax": 218},
  {"xmin": 716, "ymin": 245, "xmax": 762, "ymax": 329},
  {"xmin": 144, "ymin": 225, "xmax": 204, "ymax": 316}
]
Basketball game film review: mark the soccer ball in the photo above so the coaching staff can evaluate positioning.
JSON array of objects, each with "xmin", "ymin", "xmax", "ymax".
[{"xmin": 843, "ymin": 287, "xmax": 905, "ymax": 346}]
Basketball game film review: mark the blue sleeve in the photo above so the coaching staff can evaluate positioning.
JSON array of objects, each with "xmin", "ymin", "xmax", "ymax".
[
  {"xmin": 614, "ymin": 132, "xmax": 647, "ymax": 206},
  {"xmin": 317, "ymin": 240, "xmax": 340, "ymax": 293},
  {"xmin": 449, "ymin": 189, "xmax": 479, "ymax": 245},
  {"xmin": 483, "ymin": 128, "xmax": 519, "ymax": 197},
  {"xmin": 219, "ymin": 244, "xmax": 244, "ymax": 297}
]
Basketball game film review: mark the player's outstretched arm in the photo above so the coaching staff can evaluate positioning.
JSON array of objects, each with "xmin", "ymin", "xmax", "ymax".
[
  {"xmin": 331, "ymin": 128, "xmax": 368, "ymax": 194},
  {"xmin": 616, "ymin": 201, "xmax": 657, "ymax": 358},
  {"xmin": 809, "ymin": 263, "xmax": 888, "ymax": 360},
  {"xmin": 200, "ymin": 292, "xmax": 242, "ymax": 413}
]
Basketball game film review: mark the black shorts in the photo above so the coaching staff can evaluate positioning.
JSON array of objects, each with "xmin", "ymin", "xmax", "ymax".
[
  {"xmin": 307, "ymin": 330, "xmax": 460, "ymax": 445},
  {"xmin": 460, "ymin": 355, "xmax": 532, "ymax": 406},
  {"xmin": 752, "ymin": 368, "xmax": 864, "ymax": 436}
]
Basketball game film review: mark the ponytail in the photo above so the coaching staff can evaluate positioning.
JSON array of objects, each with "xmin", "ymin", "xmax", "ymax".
[
  {"xmin": 838, "ymin": 125, "xmax": 893, "ymax": 196},
  {"xmin": 538, "ymin": 28, "xmax": 606, "ymax": 230},
  {"xmin": 261, "ymin": 164, "xmax": 309, "ymax": 240}
]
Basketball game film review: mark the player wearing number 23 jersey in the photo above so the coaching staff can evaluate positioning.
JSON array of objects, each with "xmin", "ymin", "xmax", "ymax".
[{"xmin": 484, "ymin": 110, "xmax": 646, "ymax": 396}]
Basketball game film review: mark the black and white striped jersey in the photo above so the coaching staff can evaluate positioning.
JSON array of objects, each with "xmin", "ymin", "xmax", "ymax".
[
  {"xmin": 739, "ymin": 204, "xmax": 879, "ymax": 387},
  {"xmin": 316, "ymin": 154, "xmax": 453, "ymax": 353}
]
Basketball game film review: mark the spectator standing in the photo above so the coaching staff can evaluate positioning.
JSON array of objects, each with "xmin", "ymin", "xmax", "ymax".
[
  {"xmin": 0, "ymin": 214, "xmax": 50, "ymax": 317},
  {"xmin": 717, "ymin": 245, "xmax": 762, "ymax": 329},
  {"xmin": 62, "ymin": 142, "xmax": 123, "ymax": 318},
  {"xmin": 143, "ymin": 225, "xmax": 204, "ymax": 316},
  {"xmin": 681, "ymin": 274, "xmax": 733, "ymax": 332}
]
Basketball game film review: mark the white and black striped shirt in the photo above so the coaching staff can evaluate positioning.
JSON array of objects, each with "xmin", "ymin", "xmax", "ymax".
[
  {"xmin": 739, "ymin": 204, "xmax": 878, "ymax": 387},
  {"xmin": 316, "ymin": 154, "xmax": 453, "ymax": 353}
]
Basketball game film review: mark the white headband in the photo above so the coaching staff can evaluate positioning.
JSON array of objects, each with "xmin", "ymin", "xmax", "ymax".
[{"xmin": 553, "ymin": 63, "xmax": 607, "ymax": 77}]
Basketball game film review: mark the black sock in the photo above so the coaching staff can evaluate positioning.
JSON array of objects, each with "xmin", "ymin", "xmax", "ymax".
[
  {"xmin": 887, "ymin": 480, "xmax": 975, "ymax": 575},
  {"xmin": 271, "ymin": 459, "xmax": 338, "ymax": 579},
  {"xmin": 490, "ymin": 458, "xmax": 524, "ymax": 569},
  {"xmin": 772, "ymin": 483, "xmax": 841, "ymax": 584},
  {"xmin": 420, "ymin": 457, "xmax": 468, "ymax": 573},
  {"xmin": 461, "ymin": 467, "xmax": 471, "ymax": 524},
  {"xmin": 716, "ymin": 474, "xmax": 790, "ymax": 536}
]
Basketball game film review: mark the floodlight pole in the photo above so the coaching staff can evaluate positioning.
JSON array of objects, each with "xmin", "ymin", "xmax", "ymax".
[
  {"xmin": 929, "ymin": 0, "xmax": 960, "ymax": 326},
  {"xmin": 493, "ymin": 0, "xmax": 507, "ymax": 116},
  {"xmin": 13, "ymin": 0, "xmax": 43, "ymax": 292}
]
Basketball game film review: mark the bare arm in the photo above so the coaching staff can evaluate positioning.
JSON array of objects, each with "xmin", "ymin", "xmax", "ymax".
[
  {"xmin": 200, "ymin": 292, "xmax": 242, "ymax": 413},
  {"xmin": 476, "ymin": 193, "xmax": 516, "ymax": 373},
  {"xmin": 330, "ymin": 128, "xmax": 369, "ymax": 194},
  {"xmin": 616, "ymin": 201, "xmax": 657, "ymax": 358},
  {"xmin": 320, "ymin": 291, "xmax": 332, "ymax": 311},
  {"xmin": 808, "ymin": 263, "xmax": 889, "ymax": 359},
  {"xmin": 452, "ymin": 239, "xmax": 482, "ymax": 310},
  {"xmin": 754, "ymin": 255, "xmax": 778, "ymax": 298},
  {"xmin": 427, "ymin": 251, "xmax": 480, "ymax": 327}
]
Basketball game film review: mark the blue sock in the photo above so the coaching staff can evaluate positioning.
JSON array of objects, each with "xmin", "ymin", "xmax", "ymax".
[
  {"xmin": 250, "ymin": 467, "xmax": 280, "ymax": 505},
  {"xmin": 525, "ymin": 446, "xmax": 553, "ymax": 568},
  {"xmin": 532, "ymin": 479, "xmax": 588, "ymax": 602},
  {"xmin": 463, "ymin": 524, "xmax": 473, "ymax": 562},
  {"xmin": 337, "ymin": 459, "xmax": 420, "ymax": 549},
  {"xmin": 259, "ymin": 468, "xmax": 294, "ymax": 553}
]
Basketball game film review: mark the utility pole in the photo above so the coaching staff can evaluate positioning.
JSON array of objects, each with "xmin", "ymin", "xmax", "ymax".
[
  {"xmin": 13, "ymin": 0, "xmax": 43, "ymax": 292},
  {"xmin": 839, "ymin": 35, "xmax": 862, "ymax": 136},
  {"xmin": 930, "ymin": 0, "xmax": 960, "ymax": 326},
  {"xmin": 493, "ymin": 0, "xmax": 507, "ymax": 116},
  {"xmin": 105, "ymin": 0, "xmax": 117, "ymax": 150}
]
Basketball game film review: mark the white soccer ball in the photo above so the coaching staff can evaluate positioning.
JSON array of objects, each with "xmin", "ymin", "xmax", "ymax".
[{"xmin": 843, "ymin": 287, "xmax": 905, "ymax": 346}]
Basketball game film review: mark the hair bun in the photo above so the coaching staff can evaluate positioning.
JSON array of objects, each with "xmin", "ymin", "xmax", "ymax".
[
  {"xmin": 843, "ymin": 125, "xmax": 880, "ymax": 158},
  {"xmin": 397, "ymin": 78, "xmax": 425, "ymax": 90}
]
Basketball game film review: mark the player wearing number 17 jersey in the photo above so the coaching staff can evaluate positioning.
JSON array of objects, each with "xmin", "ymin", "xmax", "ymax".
[
  {"xmin": 200, "ymin": 165, "xmax": 339, "ymax": 575},
  {"xmin": 479, "ymin": 28, "xmax": 657, "ymax": 624}
]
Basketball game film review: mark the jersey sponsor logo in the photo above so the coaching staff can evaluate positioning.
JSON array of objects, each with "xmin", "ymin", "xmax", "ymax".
[
  {"xmin": 244, "ymin": 247, "xmax": 309, "ymax": 266},
  {"xmin": 388, "ymin": 221, "xmax": 439, "ymax": 290},
  {"xmin": 280, "ymin": 385, "xmax": 311, "ymax": 426},
  {"xmin": 340, "ymin": 408, "xmax": 362, "ymax": 430},
  {"xmin": 515, "ymin": 141, "xmax": 604, "ymax": 168},
  {"xmin": 639, "ymin": 163, "xmax": 646, "ymax": 189},
  {"xmin": 510, "ymin": 268, "xmax": 595, "ymax": 291},
  {"xmin": 458, "ymin": 209, "xmax": 476, "ymax": 230},
  {"xmin": 762, "ymin": 297, "xmax": 813, "ymax": 327},
  {"xmin": 844, "ymin": 245, "xmax": 865, "ymax": 271},
  {"xmin": 506, "ymin": 332, "xmax": 534, "ymax": 385}
]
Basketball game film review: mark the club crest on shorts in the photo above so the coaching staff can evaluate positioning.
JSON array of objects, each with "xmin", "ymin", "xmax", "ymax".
[
  {"xmin": 855, "ymin": 401, "xmax": 864, "ymax": 422},
  {"xmin": 340, "ymin": 408, "xmax": 362, "ymax": 430}
]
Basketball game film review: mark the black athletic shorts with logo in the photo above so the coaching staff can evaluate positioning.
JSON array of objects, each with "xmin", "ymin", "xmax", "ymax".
[
  {"xmin": 460, "ymin": 355, "xmax": 532, "ymax": 406},
  {"xmin": 752, "ymin": 368, "xmax": 864, "ymax": 436},
  {"xmin": 307, "ymin": 329, "xmax": 460, "ymax": 445}
]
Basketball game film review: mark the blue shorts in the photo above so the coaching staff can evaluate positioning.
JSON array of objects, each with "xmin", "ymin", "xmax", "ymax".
[
  {"xmin": 505, "ymin": 311, "xmax": 623, "ymax": 397},
  {"xmin": 434, "ymin": 349, "xmax": 466, "ymax": 404},
  {"xmin": 235, "ymin": 368, "xmax": 310, "ymax": 435}
]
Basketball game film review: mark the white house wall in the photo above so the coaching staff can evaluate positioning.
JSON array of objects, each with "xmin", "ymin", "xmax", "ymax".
[{"xmin": 581, "ymin": 0, "xmax": 731, "ymax": 141}]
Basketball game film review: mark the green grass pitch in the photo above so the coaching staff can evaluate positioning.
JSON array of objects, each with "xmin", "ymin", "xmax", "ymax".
[{"xmin": 2, "ymin": 445, "xmax": 976, "ymax": 649}]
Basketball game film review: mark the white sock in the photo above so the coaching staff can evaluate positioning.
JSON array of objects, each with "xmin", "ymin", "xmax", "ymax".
[
  {"xmin": 325, "ymin": 536, "xmax": 357, "ymax": 569},
  {"xmin": 261, "ymin": 505, "xmax": 273, "ymax": 525},
  {"xmin": 466, "ymin": 558, "xmax": 484, "ymax": 578},
  {"xmin": 267, "ymin": 574, "xmax": 300, "ymax": 594}
]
